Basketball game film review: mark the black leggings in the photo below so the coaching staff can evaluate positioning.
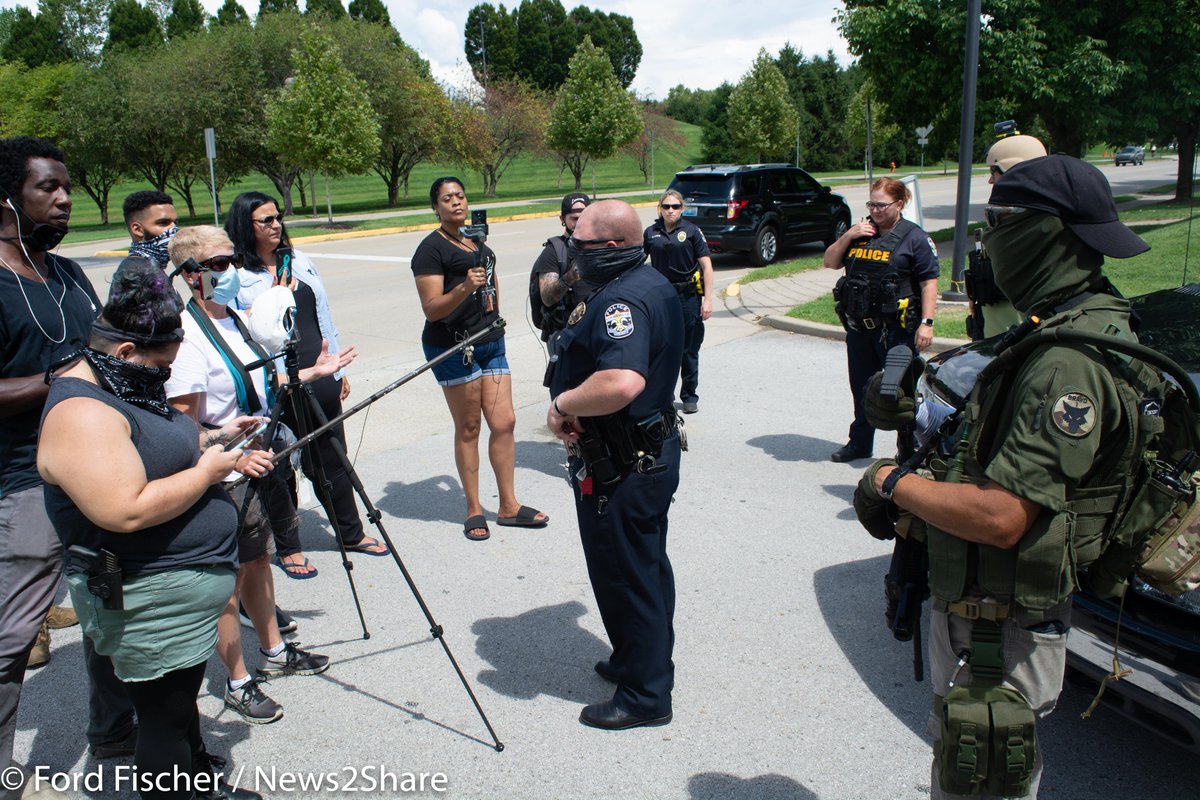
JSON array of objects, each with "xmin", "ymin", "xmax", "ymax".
[{"xmin": 121, "ymin": 661, "xmax": 206, "ymax": 800}]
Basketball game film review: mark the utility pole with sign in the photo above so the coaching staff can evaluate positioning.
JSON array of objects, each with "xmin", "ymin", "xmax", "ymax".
[
  {"xmin": 204, "ymin": 127, "xmax": 218, "ymax": 224},
  {"xmin": 915, "ymin": 124, "xmax": 933, "ymax": 168}
]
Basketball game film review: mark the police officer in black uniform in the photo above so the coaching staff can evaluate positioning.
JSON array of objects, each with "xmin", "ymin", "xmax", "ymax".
[
  {"xmin": 531, "ymin": 192, "xmax": 591, "ymax": 342},
  {"xmin": 644, "ymin": 189, "xmax": 712, "ymax": 414},
  {"xmin": 823, "ymin": 177, "xmax": 939, "ymax": 462},
  {"xmin": 546, "ymin": 199, "xmax": 684, "ymax": 730}
]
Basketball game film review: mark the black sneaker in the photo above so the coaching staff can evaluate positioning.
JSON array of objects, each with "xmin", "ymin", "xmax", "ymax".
[
  {"xmin": 89, "ymin": 726, "xmax": 137, "ymax": 759},
  {"xmin": 830, "ymin": 444, "xmax": 872, "ymax": 463},
  {"xmin": 223, "ymin": 678, "xmax": 283, "ymax": 724},
  {"xmin": 238, "ymin": 604, "xmax": 298, "ymax": 635},
  {"xmin": 257, "ymin": 641, "xmax": 330, "ymax": 678},
  {"xmin": 194, "ymin": 751, "xmax": 263, "ymax": 800}
]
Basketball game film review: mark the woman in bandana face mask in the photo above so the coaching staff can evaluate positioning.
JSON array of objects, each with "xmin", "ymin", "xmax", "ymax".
[{"xmin": 37, "ymin": 257, "xmax": 267, "ymax": 799}]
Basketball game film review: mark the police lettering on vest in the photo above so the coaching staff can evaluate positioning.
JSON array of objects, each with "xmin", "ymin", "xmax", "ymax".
[{"xmin": 833, "ymin": 219, "xmax": 922, "ymax": 331}]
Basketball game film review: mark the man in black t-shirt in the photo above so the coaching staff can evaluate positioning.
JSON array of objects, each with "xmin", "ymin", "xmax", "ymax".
[
  {"xmin": 0, "ymin": 138, "xmax": 135, "ymax": 792},
  {"xmin": 530, "ymin": 192, "xmax": 591, "ymax": 341}
]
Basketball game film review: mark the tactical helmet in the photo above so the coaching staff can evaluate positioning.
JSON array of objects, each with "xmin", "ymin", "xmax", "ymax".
[{"xmin": 986, "ymin": 135, "xmax": 1048, "ymax": 174}]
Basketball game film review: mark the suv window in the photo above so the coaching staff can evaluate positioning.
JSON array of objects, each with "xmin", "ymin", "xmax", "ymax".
[
  {"xmin": 793, "ymin": 170, "xmax": 822, "ymax": 193},
  {"xmin": 765, "ymin": 172, "xmax": 794, "ymax": 193},
  {"xmin": 672, "ymin": 175, "xmax": 734, "ymax": 199},
  {"xmin": 738, "ymin": 174, "xmax": 761, "ymax": 195}
]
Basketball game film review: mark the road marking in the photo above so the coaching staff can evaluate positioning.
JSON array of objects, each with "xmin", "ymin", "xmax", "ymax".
[{"xmin": 308, "ymin": 253, "xmax": 411, "ymax": 263}]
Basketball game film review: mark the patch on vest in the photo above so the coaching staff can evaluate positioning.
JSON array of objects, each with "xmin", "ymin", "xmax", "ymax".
[
  {"xmin": 1051, "ymin": 392, "xmax": 1096, "ymax": 437},
  {"xmin": 604, "ymin": 303, "xmax": 634, "ymax": 339}
]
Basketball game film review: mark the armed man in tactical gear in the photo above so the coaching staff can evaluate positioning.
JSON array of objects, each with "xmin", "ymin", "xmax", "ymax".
[
  {"xmin": 546, "ymin": 199, "xmax": 684, "ymax": 731},
  {"xmin": 856, "ymin": 154, "xmax": 1152, "ymax": 799}
]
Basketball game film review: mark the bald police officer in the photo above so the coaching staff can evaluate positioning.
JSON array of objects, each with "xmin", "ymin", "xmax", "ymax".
[
  {"xmin": 546, "ymin": 199, "xmax": 683, "ymax": 730},
  {"xmin": 859, "ymin": 154, "xmax": 1151, "ymax": 798}
]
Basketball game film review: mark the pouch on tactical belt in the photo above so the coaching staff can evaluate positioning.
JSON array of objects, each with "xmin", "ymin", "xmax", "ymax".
[{"xmin": 938, "ymin": 685, "xmax": 1036, "ymax": 797}]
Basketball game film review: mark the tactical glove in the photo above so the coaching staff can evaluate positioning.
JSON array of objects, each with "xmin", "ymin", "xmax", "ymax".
[
  {"xmin": 854, "ymin": 458, "xmax": 898, "ymax": 540},
  {"xmin": 863, "ymin": 370, "xmax": 915, "ymax": 431}
]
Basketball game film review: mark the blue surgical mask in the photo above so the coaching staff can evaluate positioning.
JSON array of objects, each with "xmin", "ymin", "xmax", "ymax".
[{"xmin": 209, "ymin": 267, "xmax": 241, "ymax": 306}]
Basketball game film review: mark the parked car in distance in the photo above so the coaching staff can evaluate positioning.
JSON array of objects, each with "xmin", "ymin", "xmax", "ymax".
[
  {"xmin": 1115, "ymin": 145, "xmax": 1145, "ymax": 166},
  {"xmin": 668, "ymin": 164, "xmax": 852, "ymax": 266}
]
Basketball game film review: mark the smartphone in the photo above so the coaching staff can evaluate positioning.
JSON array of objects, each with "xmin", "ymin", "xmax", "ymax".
[
  {"xmin": 223, "ymin": 420, "xmax": 270, "ymax": 451},
  {"xmin": 471, "ymin": 209, "xmax": 487, "ymax": 225}
]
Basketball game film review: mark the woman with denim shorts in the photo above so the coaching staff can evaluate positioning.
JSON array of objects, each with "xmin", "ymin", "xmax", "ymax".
[{"xmin": 410, "ymin": 177, "xmax": 547, "ymax": 541}]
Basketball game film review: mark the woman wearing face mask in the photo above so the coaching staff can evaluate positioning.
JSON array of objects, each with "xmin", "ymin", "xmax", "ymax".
[
  {"xmin": 225, "ymin": 192, "xmax": 386, "ymax": 578},
  {"xmin": 411, "ymin": 176, "xmax": 547, "ymax": 541},
  {"xmin": 37, "ymin": 257, "xmax": 264, "ymax": 799},
  {"xmin": 823, "ymin": 176, "xmax": 939, "ymax": 463}
]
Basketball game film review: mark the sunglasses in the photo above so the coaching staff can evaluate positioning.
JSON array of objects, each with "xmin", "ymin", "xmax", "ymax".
[
  {"xmin": 569, "ymin": 236, "xmax": 626, "ymax": 248},
  {"xmin": 200, "ymin": 254, "xmax": 240, "ymax": 272},
  {"xmin": 865, "ymin": 201, "xmax": 897, "ymax": 211},
  {"xmin": 984, "ymin": 205, "xmax": 1030, "ymax": 229},
  {"xmin": 254, "ymin": 213, "xmax": 284, "ymax": 226},
  {"xmin": 660, "ymin": 203, "xmax": 683, "ymax": 210}
]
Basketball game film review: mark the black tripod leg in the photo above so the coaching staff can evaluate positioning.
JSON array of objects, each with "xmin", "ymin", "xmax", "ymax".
[{"xmin": 298, "ymin": 385, "xmax": 506, "ymax": 752}]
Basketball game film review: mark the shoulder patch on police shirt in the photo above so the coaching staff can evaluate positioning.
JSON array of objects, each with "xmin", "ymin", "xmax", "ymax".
[
  {"xmin": 927, "ymin": 236, "xmax": 938, "ymax": 258},
  {"xmin": 1051, "ymin": 392, "xmax": 1097, "ymax": 437},
  {"xmin": 604, "ymin": 303, "xmax": 634, "ymax": 339}
]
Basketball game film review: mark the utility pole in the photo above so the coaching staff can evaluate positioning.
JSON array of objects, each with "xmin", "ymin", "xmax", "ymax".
[{"xmin": 944, "ymin": 0, "xmax": 980, "ymax": 302}]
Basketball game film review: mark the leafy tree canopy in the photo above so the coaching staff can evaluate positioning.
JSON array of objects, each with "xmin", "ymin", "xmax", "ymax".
[
  {"xmin": 0, "ymin": 7, "xmax": 71, "ymax": 68},
  {"xmin": 305, "ymin": 0, "xmax": 346, "ymax": 19},
  {"xmin": 213, "ymin": 0, "xmax": 250, "ymax": 27},
  {"xmin": 347, "ymin": 0, "xmax": 389, "ymax": 26},
  {"xmin": 727, "ymin": 49, "xmax": 799, "ymax": 163},
  {"xmin": 166, "ymin": 0, "xmax": 206, "ymax": 39},
  {"xmin": 104, "ymin": 0, "xmax": 163, "ymax": 54}
]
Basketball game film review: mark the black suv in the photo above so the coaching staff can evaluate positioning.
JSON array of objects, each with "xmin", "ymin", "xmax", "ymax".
[{"xmin": 668, "ymin": 164, "xmax": 851, "ymax": 266}]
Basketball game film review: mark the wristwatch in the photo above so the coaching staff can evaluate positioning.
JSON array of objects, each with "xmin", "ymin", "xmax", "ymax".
[
  {"xmin": 920, "ymin": 318, "xmax": 935, "ymax": 327},
  {"xmin": 880, "ymin": 467, "xmax": 912, "ymax": 500}
]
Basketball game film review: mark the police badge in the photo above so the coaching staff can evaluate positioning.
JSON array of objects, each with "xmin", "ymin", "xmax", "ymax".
[{"xmin": 568, "ymin": 301, "xmax": 587, "ymax": 326}]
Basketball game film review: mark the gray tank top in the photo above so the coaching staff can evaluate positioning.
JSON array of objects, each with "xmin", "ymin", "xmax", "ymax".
[{"xmin": 42, "ymin": 376, "xmax": 239, "ymax": 578}]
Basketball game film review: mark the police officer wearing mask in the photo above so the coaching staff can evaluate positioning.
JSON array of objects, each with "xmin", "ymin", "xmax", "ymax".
[
  {"xmin": 965, "ymin": 135, "xmax": 1048, "ymax": 340},
  {"xmin": 856, "ymin": 155, "xmax": 1151, "ymax": 799},
  {"xmin": 531, "ymin": 192, "xmax": 591, "ymax": 341},
  {"xmin": 546, "ymin": 199, "xmax": 683, "ymax": 730}
]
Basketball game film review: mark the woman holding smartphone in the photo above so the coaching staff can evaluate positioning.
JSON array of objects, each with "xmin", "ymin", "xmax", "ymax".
[{"xmin": 410, "ymin": 177, "xmax": 546, "ymax": 541}]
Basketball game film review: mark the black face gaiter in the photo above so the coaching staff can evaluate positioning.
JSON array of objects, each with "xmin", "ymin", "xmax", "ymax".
[
  {"xmin": 83, "ymin": 348, "xmax": 173, "ymax": 417},
  {"xmin": 569, "ymin": 243, "xmax": 647, "ymax": 286}
]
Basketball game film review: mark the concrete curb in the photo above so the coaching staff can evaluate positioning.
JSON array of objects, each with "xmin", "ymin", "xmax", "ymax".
[{"xmin": 758, "ymin": 314, "xmax": 969, "ymax": 351}]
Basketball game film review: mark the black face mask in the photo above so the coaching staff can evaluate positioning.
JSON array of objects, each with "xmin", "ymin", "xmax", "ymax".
[
  {"xmin": 2, "ymin": 196, "xmax": 68, "ymax": 251},
  {"xmin": 569, "ymin": 242, "xmax": 646, "ymax": 285},
  {"xmin": 83, "ymin": 348, "xmax": 173, "ymax": 417}
]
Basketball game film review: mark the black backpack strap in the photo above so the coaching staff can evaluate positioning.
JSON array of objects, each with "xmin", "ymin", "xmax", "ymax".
[{"xmin": 548, "ymin": 236, "xmax": 569, "ymax": 275}]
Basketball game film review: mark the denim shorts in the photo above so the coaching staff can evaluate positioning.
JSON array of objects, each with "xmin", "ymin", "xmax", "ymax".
[{"xmin": 423, "ymin": 336, "xmax": 510, "ymax": 387}]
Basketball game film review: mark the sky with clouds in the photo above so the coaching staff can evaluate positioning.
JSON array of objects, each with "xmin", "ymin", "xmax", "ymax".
[{"xmin": 3, "ymin": 0, "xmax": 854, "ymax": 99}]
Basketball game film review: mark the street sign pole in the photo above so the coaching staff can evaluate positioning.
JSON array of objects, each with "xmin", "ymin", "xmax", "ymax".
[
  {"xmin": 204, "ymin": 127, "xmax": 218, "ymax": 225},
  {"xmin": 915, "ymin": 125, "xmax": 934, "ymax": 169}
]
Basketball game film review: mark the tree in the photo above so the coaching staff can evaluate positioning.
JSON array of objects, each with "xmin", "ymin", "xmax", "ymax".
[
  {"xmin": 464, "ymin": 2, "xmax": 518, "ymax": 85},
  {"xmin": 40, "ymin": 0, "xmax": 112, "ymax": 64},
  {"xmin": 770, "ymin": 44, "xmax": 859, "ymax": 171},
  {"xmin": 699, "ymin": 83, "xmax": 735, "ymax": 163},
  {"xmin": 58, "ymin": 62, "xmax": 129, "ymax": 223},
  {"xmin": 304, "ymin": 0, "xmax": 345, "ymax": 19},
  {"xmin": 451, "ymin": 81, "xmax": 547, "ymax": 197},
  {"xmin": 212, "ymin": 0, "xmax": 249, "ymax": 27},
  {"xmin": 0, "ymin": 61, "xmax": 77, "ymax": 139},
  {"xmin": 663, "ymin": 84, "xmax": 717, "ymax": 127},
  {"xmin": 347, "ymin": 0, "xmax": 389, "ymax": 26},
  {"xmin": 165, "ymin": 0, "xmax": 205, "ymax": 39},
  {"xmin": 104, "ymin": 0, "xmax": 163, "ymax": 53},
  {"xmin": 243, "ymin": 11, "xmax": 304, "ymax": 212},
  {"xmin": 844, "ymin": 79, "xmax": 904, "ymax": 171},
  {"xmin": 0, "ymin": 9, "xmax": 16, "ymax": 55},
  {"xmin": 266, "ymin": 28, "xmax": 380, "ymax": 221},
  {"xmin": 514, "ymin": 0, "xmax": 575, "ymax": 91},
  {"xmin": 0, "ymin": 8, "xmax": 71, "ymax": 68},
  {"xmin": 566, "ymin": 6, "xmax": 640, "ymax": 88},
  {"xmin": 544, "ymin": 36, "xmax": 642, "ymax": 190},
  {"xmin": 726, "ymin": 49, "xmax": 799, "ymax": 163},
  {"xmin": 258, "ymin": 0, "xmax": 299, "ymax": 14},
  {"xmin": 623, "ymin": 108, "xmax": 686, "ymax": 185}
]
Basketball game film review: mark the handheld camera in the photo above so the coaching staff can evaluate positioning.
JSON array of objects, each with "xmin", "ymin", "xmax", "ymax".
[{"xmin": 462, "ymin": 209, "xmax": 489, "ymax": 243}]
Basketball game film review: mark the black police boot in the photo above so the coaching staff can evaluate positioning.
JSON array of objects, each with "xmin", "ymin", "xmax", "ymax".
[
  {"xmin": 193, "ymin": 750, "xmax": 263, "ymax": 800},
  {"xmin": 831, "ymin": 443, "xmax": 872, "ymax": 463}
]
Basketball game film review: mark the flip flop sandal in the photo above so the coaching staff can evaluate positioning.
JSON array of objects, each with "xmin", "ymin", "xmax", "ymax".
[
  {"xmin": 276, "ymin": 556, "xmax": 319, "ymax": 580},
  {"xmin": 345, "ymin": 536, "xmax": 390, "ymax": 556},
  {"xmin": 496, "ymin": 505, "xmax": 549, "ymax": 528},
  {"xmin": 463, "ymin": 515, "xmax": 490, "ymax": 541}
]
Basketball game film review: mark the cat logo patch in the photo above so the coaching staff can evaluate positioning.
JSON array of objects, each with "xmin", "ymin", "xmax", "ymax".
[
  {"xmin": 1052, "ymin": 392, "xmax": 1096, "ymax": 437},
  {"xmin": 604, "ymin": 303, "xmax": 634, "ymax": 339},
  {"xmin": 676, "ymin": 231, "xmax": 687, "ymax": 242}
]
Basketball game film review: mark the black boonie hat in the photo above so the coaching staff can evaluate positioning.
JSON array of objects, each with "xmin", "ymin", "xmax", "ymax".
[
  {"xmin": 989, "ymin": 154, "xmax": 1149, "ymax": 258},
  {"xmin": 561, "ymin": 192, "xmax": 591, "ymax": 215}
]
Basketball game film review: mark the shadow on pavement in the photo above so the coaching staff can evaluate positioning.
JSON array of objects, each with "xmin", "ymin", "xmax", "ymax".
[
  {"xmin": 747, "ymin": 433, "xmax": 842, "ymax": 463},
  {"xmin": 472, "ymin": 601, "xmax": 609, "ymax": 703},
  {"xmin": 687, "ymin": 771, "xmax": 816, "ymax": 800},
  {"xmin": 374, "ymin": 475, "xmax": 466, "ymax": 524},
  {"xmin": 514, "ymin": 438, "xmax": 570, "ymax": 481}
]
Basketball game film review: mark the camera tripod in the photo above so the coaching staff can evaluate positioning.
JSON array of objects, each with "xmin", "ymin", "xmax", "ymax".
[{"xmin": 237, "ymin": 319, "xmax": 507, "ymax": 751}]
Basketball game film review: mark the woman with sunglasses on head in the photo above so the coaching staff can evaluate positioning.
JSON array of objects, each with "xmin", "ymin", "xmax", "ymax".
[
  {"xmin": 411, "ymin": 176, "xmax": 547, "ymax": 541},
  {"xmin": 823, "ymin": 176, "xmax": 939, "ymax": 463},
  {"xmin": 225, "ymin": 192, "xmax": 387, "ymax": 579},
  {"xmin": 643, "ymin": 189, "xmax": 713, "ymax": 415}
]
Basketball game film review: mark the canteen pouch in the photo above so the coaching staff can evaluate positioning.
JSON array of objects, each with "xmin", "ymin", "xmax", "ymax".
[{"xmin": 938, "ymin": 685, "xmax": 1036, "ymax": 797}]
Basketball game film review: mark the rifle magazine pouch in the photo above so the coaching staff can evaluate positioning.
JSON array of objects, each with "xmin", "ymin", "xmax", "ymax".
[
  {"xmin": 938, "ymin": 685, "xmax": 1036, "ymax": 797},
  {"xmin": 1136, "ymin": 473, "xmax": 1200, "ymax": 594}
]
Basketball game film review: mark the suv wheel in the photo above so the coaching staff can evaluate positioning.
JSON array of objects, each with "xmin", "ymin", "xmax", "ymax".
[
  {"xmin": 752, "ymin": 225, "xmax": 778, "ymax": 266},
  {"xmin": 824, "ymin": 217, "xmax": 849, "ymax": 248}
]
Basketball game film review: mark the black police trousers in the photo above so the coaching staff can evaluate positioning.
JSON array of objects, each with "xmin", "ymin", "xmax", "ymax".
[
  {"xmin": 845, "ymin": 323, "xmax": 915, "ymax": 453},
  {"xmin": 570, "ymin": 436, "xmax": 680, "ymax": 717}
]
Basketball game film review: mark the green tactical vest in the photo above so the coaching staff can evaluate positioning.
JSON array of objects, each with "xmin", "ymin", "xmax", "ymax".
[{"xmin": 926, "ymin": 300, "xmax": 1160, "ymax": 614}]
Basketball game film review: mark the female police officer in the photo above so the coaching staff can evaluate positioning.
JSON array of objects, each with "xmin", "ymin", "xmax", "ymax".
[{"xmin": 823, "ymin": 177, "xmax": 939, "ymax": 462}]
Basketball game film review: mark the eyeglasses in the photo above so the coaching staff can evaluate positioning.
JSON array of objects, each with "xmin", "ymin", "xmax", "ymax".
[
  {"xmin": 660, "ymin": 203, "xmax": 682, "ymax": 210},
  {"xmin": 989, "ymin": 166, "xmax": 1003, "ymax": 176},
  {"xmin": 984, "ymin": 205, "xmax": 1029, "ymax": 229},
  {"xmin": 569, "ymin": 236, "xmax": 626, "ymax": 249},
  {"xmin": 253, "ymin": 213, "xmax": 284, "ymax": 226},
  {"xmin": 865, "ymin": 201, "xmax": 898, "ymax": 211},
  {"xmin": 200, "ymin": 254, "xmax": 240, "ymax": 272}
]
